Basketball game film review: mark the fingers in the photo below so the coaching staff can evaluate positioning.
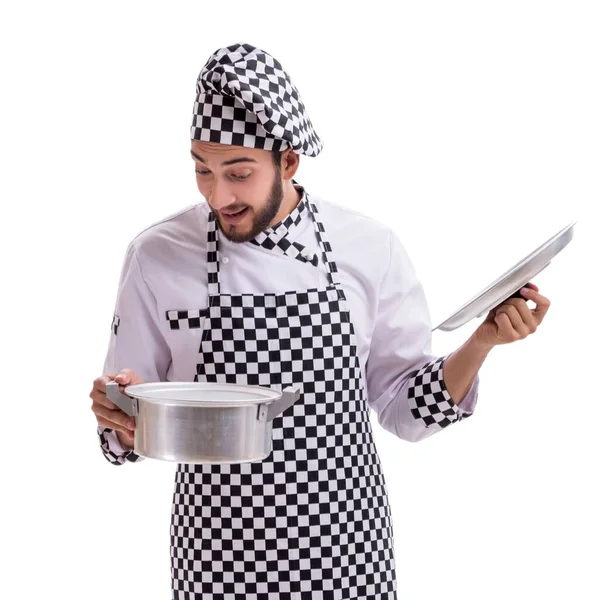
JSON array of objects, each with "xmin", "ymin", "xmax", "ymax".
[
  {"xmin": 495, "ymin": 281, "xmax": 550, "ymax": 340},
  {"xmin": 496, "ymin": 298, "xmax": 538, "ymax": 337},
  {"xmin": 117, "ymin": 428, "xmax": 135, "ymax": 447},
  {"xmin": 494, "ymin": 310, "xmax": 517, "ymax": 338},
  {"xmin": 499, "ymin": 299, "xmax": 537, "ymax": 333},
  {"xmin": 495, "ymin": 304, "xmax": 527, "ymax": 338},
  {"xmin": 93, "ymin": 403, "xmax": 136, "ymax": 434},
  {"xmin": 114, "ymin": 368, "xmax": 144, "ymax": 385},
  {"xmin": 90, "ymin": 369, "xmax": 143, "ymax": 434},
  {"xmin": 92, "ymin": 374, "xmax": 113, "ymax": 395},
  {"xmin": 90, "ymin": 369, "xmax": 143, "ymax": 408},
  {"xmin": 520, "ymin": 287, "xmax": 551, "ymax": 324},
  {"xmin": 91, "ymin": 370, "xmax": 138, "ymax": 397},
  {"xmin": 96, "ymin": 416, "xmax": 133, "ymax": 436},
  {"xmin": 90, "ymin": 383, "xmax": 119, "ymax": 410},
  {"xmin": 90, "ymin": 369, "xmax": 140, "ymax": 416}
]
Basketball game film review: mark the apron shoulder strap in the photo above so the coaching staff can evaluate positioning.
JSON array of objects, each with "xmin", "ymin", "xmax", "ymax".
[
  {"xmin": 207, "ymin": 212, "xmax": 220, "ymax": 297},
  {"xmin": 305, "ymin": 197, "xmax": 342, "ymax": 288}
]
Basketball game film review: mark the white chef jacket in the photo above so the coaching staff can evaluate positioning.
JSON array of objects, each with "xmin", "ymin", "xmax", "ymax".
[{"xmin": 100, "ymin": 192, "xmax": 479, "ymax": 456}]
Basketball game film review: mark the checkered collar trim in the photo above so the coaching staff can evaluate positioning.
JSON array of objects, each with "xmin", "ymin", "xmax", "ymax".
[
  {"xmin": 206, "ymin": 188, "xmax": 341, "ymax": 296},
  {"xmin": 249, "ymin": 187, "xmax": 317, "ymax": 266},
  {"xmin": 264, "ymin": 194, "xmax": 307, "ymax": 238}
]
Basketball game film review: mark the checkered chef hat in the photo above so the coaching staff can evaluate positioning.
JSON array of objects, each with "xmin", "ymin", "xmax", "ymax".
[{"xmin": 191, "ymin": 43, "xmax": 323, "ymax": 156}]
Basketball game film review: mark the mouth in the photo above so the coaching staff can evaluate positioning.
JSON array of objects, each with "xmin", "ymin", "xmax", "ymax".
[{"xmin": 219, "ymin": 206, "xmax": 250, "ymax": 225}]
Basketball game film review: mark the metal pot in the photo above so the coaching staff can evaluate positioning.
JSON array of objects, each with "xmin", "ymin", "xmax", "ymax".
[{"xmin": 105, "ymin": 381, "xmax": 300, "ymax": 464}]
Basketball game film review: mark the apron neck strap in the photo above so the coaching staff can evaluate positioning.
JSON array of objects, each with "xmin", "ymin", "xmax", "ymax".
[
  {"xmin": 206, "ymin": 212, "xmax": 220, "ymax": 297},
  {"xmin": 304, "ymin": 196, "xmax": 342, "ymax": 288}
]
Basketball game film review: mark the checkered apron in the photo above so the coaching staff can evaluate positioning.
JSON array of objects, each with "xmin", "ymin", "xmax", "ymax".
[{"xmin": 170, "ymin": 199, "xmax": 397, "ymax": 599}]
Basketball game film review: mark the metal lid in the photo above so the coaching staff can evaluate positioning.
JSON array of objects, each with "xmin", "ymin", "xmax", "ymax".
[
  {"xmin": 433, "ymin": 221, "xmax": 575, "ymax": 332},
  {"xmin": 123, "ymin": 382, "xmax": 281, "ymax": 407}
]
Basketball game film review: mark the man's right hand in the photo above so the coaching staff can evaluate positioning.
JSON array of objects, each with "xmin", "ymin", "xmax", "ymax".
[{"xmin": 90, "ymin": 369, "xmax": 144, "ymax": 450}]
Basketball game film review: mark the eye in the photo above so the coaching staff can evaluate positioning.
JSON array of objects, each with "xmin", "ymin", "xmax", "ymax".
[
  {"xmin": 195, "ymin": 169, "xmax": 211, "ymax": 176},
  {"xmin": 231, "ymin": 173, "xmax": 251, "ymax": 181}
]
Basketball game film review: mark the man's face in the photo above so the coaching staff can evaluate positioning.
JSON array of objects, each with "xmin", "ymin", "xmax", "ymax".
[{"xmin": 191, "ymin": 141, "xmax": 284, "ymax": 243}]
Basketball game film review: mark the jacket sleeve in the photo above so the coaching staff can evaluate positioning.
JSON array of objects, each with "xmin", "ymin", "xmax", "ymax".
[
  {"xmin": 365, "ymin": 231, "xmax": 479, "ymax": 443},
  {"xmin": 98, "ymin": 241, "xmax": 171, "ymax": 464}
]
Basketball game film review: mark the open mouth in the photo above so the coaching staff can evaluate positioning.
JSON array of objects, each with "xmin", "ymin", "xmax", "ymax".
[{"xmin": 220, "ymin": 206, "xmax": 250, "ymax": 224}]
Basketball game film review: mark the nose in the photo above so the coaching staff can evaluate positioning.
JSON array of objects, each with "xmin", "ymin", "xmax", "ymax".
[{"xmin": 208, "ymin": 177, "xmax": 235, "ymax": 211}]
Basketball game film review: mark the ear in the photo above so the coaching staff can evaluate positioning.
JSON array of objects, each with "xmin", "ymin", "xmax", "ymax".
[{"xmin": 281, "ymin": 149, "xmax": 300, "ymax": 180}]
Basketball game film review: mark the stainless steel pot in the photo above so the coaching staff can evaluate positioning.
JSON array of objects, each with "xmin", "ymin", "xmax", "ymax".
[{"xmin": 105, "ymin": 381, "xmax": 300, "ymax": 464}]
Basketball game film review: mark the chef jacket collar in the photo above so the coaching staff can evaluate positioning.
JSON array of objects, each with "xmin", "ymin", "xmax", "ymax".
[{"xmin": 249, "ymin": 183, "xmax": 318, "ymax": 266}]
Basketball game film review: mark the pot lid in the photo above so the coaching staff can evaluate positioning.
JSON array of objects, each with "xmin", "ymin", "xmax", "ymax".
[
  {"xmin": 122, "ymin": 382, "xmax": 281, "ymax": 407},
  {"xmin": 433, "ymin": 221, "xmax": 575, "ymax": 332}
]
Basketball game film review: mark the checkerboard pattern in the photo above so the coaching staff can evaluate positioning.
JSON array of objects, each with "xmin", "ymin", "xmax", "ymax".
[
  {"xmin": 310, "ymin": 202, "xmax": 339, "ymax": 281},
  {"xmin": 250, "ymin": 196, "xmax": 318, "ymax": 266},
  {"xmin": 97, "ymin": 426, "xmax": 141, "ymax": 464},
  {"xmin": 207, "ymin": 217, "xmax": 220, "ymax": 297},
  {"xmin": 166, "ymin": 309, "xmax": 208, "ymax": 331},
  {"xmin": 191, "ymin": 43, "xmax": 323, "ymax": 157},
  {"xmin": 168, "ymin": 195, "xmax": 397, "ymax": 598},
  {"xmin": 407, "ymin": 357, "xmax": 471, "ymax": 428},
  {"xmin": 194, "ymin": 287, "xmax": 348, "ymax": 387}
]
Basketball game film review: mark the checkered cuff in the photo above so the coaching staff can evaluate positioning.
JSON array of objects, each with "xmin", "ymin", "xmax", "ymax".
[
  {"xmin": 98, "ymin": 426, "xmax": 141, "ymax": 465},
  {"xmin": 408, "ymin": 357, "xmax": 472, "ymax": 429}
]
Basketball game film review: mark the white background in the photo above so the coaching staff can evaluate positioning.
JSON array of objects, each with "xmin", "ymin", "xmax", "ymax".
[{"xmin": 1, "ymin": 1, "xmax": 596, "ymax": 598}]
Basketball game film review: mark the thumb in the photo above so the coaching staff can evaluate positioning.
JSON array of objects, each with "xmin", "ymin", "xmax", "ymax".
[
  {"xmin": 113, "ymin": 370, "xmax": 131, "ymax": 384},
  {"xmin": 114, "ymin": 368, "xmax": 142, "ymax": 385}
]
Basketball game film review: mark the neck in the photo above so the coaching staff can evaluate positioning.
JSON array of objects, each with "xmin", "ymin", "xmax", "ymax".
[{"xmin": 268, "ymin": 181, "xmax": 300, "ymax": 228}]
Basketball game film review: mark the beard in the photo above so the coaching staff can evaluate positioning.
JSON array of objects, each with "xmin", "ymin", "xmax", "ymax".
[{"xmin": 214, "ymin": 170, "xmax": 284, "ymax": 243}]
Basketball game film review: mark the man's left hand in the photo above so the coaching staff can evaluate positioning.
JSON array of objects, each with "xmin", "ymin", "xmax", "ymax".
[{"xmin": 471, "ymin": 282, "xmax": 551, "ymax": 349}]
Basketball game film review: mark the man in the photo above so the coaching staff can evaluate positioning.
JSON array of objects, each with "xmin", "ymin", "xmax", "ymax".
[{"xmin": 90, "ymin": 43, "xmax": 550, "ymax": 599}]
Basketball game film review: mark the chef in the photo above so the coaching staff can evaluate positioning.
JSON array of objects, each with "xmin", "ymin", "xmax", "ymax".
[{"xmin": 90, "ymin": 43, "xmax": 551, "ymax": 599}]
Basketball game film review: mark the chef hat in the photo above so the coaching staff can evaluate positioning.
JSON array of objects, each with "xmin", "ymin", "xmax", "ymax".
[{"xmin": 191, "ymin": 43, "xmax": 323, "ymax": 157}]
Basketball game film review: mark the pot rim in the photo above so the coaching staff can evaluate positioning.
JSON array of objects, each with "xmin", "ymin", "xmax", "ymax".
[{"xmin": 123, "ymin": 381, "xmax": 282, "ymax": 408}]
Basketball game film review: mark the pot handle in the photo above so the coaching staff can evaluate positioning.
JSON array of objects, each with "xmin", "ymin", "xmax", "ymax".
[
  {"xmin": 105, "ymin": 381, "xmax": 137, "ymax": 417},
  {"xmin": 259, "ymin": 386, "xmax": 300, "ymax": 422}
]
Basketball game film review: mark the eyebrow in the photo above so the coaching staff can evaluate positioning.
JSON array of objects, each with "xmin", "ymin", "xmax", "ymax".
[{"xmin": 190, "ymin": 150, "xmax": 258, "ymax": 167}]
